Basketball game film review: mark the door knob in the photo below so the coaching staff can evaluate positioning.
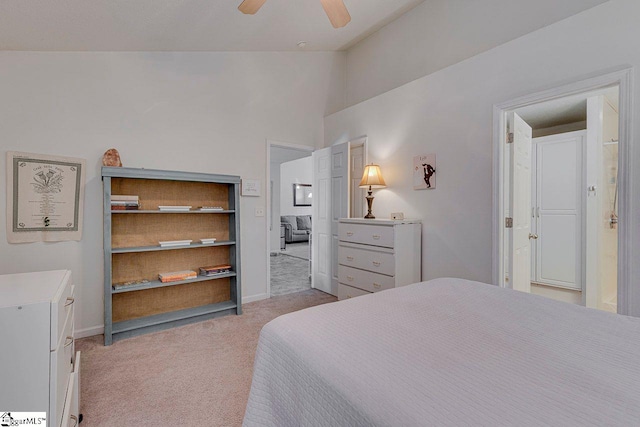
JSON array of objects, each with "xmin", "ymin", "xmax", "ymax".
[{"xmin": 529, "ymin": 233, "xmax": 538, "ymax": 240}]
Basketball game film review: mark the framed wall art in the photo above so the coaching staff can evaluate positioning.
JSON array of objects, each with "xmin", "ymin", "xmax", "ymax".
[
  {"xmin": 413, "ymin": 154, "xmax": 436, "ymax": 190},
  {"xmin": 293, "ymin": 183, "xmax": 312, "ymax": 206},
  {"xmin": 6, "ymin": 151, "xmax": 86, "ymax": 243}
]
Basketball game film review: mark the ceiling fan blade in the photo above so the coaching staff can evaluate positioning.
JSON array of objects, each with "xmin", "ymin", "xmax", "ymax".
[
  {"xmin": 320, "ymin": 0, "xmax": 351, "ymax": 28},
  {"xmin": 238, "ymin": 0, "xmax": 267, "ymax": 15}
]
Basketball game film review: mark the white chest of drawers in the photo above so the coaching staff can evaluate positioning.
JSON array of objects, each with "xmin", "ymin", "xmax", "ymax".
[
  {"xmin": 338, "ymin": 218, "xmax": 421, "ymax": 300},
  {"xmin": 0, "ymin": 270, "xmax": 81, "ymax": 427}
]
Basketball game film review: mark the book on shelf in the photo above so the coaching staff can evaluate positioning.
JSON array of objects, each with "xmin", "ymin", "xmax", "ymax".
[
  {"xmin": 158, "ymin": 205, "xmax": 192, "ymax": 211},
  {"xmin": 199, "ymin": 264, "xmax": 232, "ymax": 276},
  {"xmin": 200, "ymin": 238, "xmax": 217, "ymax": 244},
  {"xmin": 159, "ymin": 240, "xmax": 193, "ymax": 247},
  {"xmin": 112, "ymin": 279, "xmax": 150, "ymax": 290},
  {"xmin": 198, "ymin": 206, "xmax": 224, "ymax": 211},
  {"xmin": 159, "ymin": 270, "xmax": 197, "ymax": 283},
  {"xmin": 111, "ymin": 198, "xmax": 140, "ymax": 210},
  {"xmin": 111, "ymin": 201, "xmax": 139, "ymax": 206},
  {"xmin": 111, "ymin": 195, "xmax": 139, "ymax": 202}
]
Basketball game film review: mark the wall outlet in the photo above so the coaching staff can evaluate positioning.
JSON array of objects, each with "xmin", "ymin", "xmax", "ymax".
[
  {"xmin": 390, "ymin": 212, "xmax": 404, "ymax": 220},
  {"xmin": 255, "ymin": 207, "xmax": 265, "ymax": 217}
]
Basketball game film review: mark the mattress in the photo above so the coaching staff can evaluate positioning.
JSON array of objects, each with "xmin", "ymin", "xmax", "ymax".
[{"xmin": 243, "ymin": 278, "xmax": 640, "ymax": 426}]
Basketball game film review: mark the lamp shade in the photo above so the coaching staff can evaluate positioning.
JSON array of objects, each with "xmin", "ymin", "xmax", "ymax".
[{"xmin": 359, "ymin": 164, "xmax": 386, "ymax": 188}]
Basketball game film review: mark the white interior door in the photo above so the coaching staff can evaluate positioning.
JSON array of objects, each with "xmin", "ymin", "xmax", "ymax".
[
  {"xmin": 532, "ymin": 132, "xmax": 584, "ymax": 290},
  {"xmin": 312, "ymin": 142, "xmax": 350, "ymax": 296},
  {"xmin": 509, "ymin": 112, "xmax": 533, "ymax": 293},
  {"xmin": 530, "ymin": 148, "xmax": 538, "ymax": 283},
  {"xmin": 312, "ymin": 146, "xmax": 332, "ymax": 294},
  {"xmin": 330, "ymin": 142, "xmax": 350, "ymax": 295}
]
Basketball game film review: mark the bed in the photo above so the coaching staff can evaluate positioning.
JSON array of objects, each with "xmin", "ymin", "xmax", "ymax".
[{"xmin": 243, "ymin": 278, "xmax": 640, "ymax": 426}]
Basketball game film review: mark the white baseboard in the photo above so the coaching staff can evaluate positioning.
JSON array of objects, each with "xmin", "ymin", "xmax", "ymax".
[
  {"xmin": 243, "ymin": 293, "xmax": 268, "ymax": 304},
  {"xmin": 75, "ymin": 325, "xmax": 104, "ymax": 339}
]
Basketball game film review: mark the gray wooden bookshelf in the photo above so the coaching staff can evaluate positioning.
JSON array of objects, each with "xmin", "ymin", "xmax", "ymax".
[{"xmin": 102, "ymin": 166, "xmax": 242, "ymax": 345}]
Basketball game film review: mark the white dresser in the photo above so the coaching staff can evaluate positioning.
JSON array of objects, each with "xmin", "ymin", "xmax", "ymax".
[
  {"xmin": 0, "ymin": 270, "xmax": 81, "ymax": 427},
  {"xmin": 338, "ymin": 218, "xmax": 422, "ymax": 300}
]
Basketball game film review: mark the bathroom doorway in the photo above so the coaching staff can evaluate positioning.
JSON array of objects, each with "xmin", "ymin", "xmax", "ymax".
[
  {"xmin": 494, "ymin": 69, "xmax": 631, "ymax": 314},
  {"xmin": 509, "ymin": 87, "xmax": 619, "ymax": 311}
]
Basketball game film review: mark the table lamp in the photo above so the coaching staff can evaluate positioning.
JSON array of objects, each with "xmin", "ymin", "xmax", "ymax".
[{"xmin": 359, "ymin": 164, "xmax": 386, "ymax": 219}]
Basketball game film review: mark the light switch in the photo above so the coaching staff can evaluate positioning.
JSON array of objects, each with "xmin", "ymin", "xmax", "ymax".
[{"xmin": 255, "ymin": 207, "xmax": 265, "ymax": 217}]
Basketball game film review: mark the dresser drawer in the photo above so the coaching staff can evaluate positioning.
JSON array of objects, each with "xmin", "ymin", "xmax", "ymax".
[
  {"xmin": 339, "ymin": 245, "xmax": 395, "ymax": 276},
  {"xmin": 338, "ymin": 283, "xmax": 371, "ymax": 300},
  {"xmin": 338, "ymin": 265, "xmax": 395, "ymax": 293},
  {"xmin": 339, "ymin": 223, "xmax": 394, "ymax": 248},
  {"xmin": 60, "ymin": 371, "xmax": 77, "ymax": 427},
  {"xmin": 51, "ymin": 271, "xmax": 74, "ymax": 351},
  {"xmin": 51, "ymin": 311, "xmax": 74, "ymax": 427}
]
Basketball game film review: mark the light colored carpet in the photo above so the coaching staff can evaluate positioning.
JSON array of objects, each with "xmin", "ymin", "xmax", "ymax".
[
  {"xmin": 76, "ymin": 289, "xmax": 336, "ymax": 427},
  {"xmin": 281, "ymin": 241, "xmax": 310, "ymax": 261},
  {"xmin": 270, "ymin": 253, "xmax": 311, "ymax": 296}
]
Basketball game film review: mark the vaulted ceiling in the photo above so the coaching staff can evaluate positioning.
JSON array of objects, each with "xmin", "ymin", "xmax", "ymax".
[{"xmin": 0, "ymin": 0, "xmax": 424, "ymax": 51}]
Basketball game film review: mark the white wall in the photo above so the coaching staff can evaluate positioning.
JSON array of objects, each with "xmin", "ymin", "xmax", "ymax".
[
  {"xmin": 280, "ymin": 157, "xmax": 313, "ymax": 217},
  {"xmin": 345, "ymin": 0, "xmax": 606, "ymax": 106},
  {"xmin": 325, "ymin": 0, "xmax": 640, "ymax": 315},
  {"xmin": 0, "ymin": 51, "xmax": 346, "ymax": 336}
]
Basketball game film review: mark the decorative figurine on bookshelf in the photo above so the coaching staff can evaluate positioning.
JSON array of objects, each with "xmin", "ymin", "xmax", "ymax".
[{"xmin": 102, "ymin": 148, "xmax": 122, "ymax": 167}]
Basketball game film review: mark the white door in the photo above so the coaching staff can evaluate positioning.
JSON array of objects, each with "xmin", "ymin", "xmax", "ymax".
[
  {"xmin": 509, "ymin": 112, "xmax": 533, "ymax": 293},
  {"xmin": 312, "ymin": 142, "xmax": 350, "ymax": 296},
  {"xmin": 330, "ymin": 142, "xmax": 350, "ymax": 295},
  {"xmin": 312, "ymin": 146, "xmax": 332, "ymax": 294},
  {"xmin": 532, "ymin": 132, "xmax": 584, "ymax": 290}
]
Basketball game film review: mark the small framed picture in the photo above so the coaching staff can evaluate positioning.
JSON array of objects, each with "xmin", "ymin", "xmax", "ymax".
[
  {"xmin": 413, "ymin": 154, "xmax": 436, "ymax": 190},
  {"xmin": 293, "ymin": 184, "xmax": 312, "ymax": 206},
  {"xmin": 241, "ymin": 179, "xmax": 261, "ymax": 197}
]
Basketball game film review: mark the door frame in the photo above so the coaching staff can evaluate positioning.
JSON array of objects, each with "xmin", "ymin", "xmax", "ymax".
[
  {"xmin": 492, "ymin": 68, "xmax": 633, "ymax": 315},
  {"xmin": 265, "ymin": 139, "xmax": 314, "ymax": 299}
]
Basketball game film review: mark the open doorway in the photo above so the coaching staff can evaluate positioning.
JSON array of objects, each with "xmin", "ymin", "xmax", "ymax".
[
  {"xmin": 511, "ymin": 87, "xmax": 619, "ymax": 311},
  {"xmin": 494, "ymin": 69, "xmax": 631, "ymax": 315},
  {"xmin": 268, "ymin": 142, "xmax": 313, "ymax": 297}
]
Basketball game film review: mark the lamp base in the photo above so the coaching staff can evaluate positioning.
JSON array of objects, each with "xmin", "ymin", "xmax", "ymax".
[{"xmin": 364, "ymin": 193, "xmax": 375, "ymax": 219}]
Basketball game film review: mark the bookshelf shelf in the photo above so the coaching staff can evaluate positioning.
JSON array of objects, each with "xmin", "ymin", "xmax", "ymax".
[
  {"xmin": 102, "ymin": 166, "xmax": 242, "ymax": 345},
  {"xmin": 111, "ymin": 210, "xmax": 235, "ymax": 214},
  {"xmin": 112, "ymin": 240, "xmax": 236, "ymax": 254},
  {"xmin": 111, "ymin": 301, "xmax": 237, "ymax": 339},
  {"xmin": 112, "ymin": 272, "xmax": 237, "ymax": 294}
]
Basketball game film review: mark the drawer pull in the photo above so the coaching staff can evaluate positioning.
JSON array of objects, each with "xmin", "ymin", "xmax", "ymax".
[
  {"xmin": 372, "ymin": 234, "xmax": 381, "ymax": 240},
  {"xmin": 346, "ymin": 231, "xmax": 354, "ymax": 236},
  {"xmin": 346, "ymin": 256, "xmax": 354, "ymax": 261},
  {"xmin": 65, "ymin": 297, "xmax": 75, "ymax": 307},
  {"xmin": 64, "ymin": 336, "xmax": 74, "ymax": 347},
  {"xmin": 70, "ymin": 415, "xmax": 78, "ymax": 427},
  {"xmin": 372, "ymin": 261, "xmax": 381, "ymax": 267},
  {"xmin": 347, "ymin": 276, "xmax": 354, "ymax": 281},
  {"xmin": 373, "ymin": 283, "xmax": 381, "ymax": 289}
]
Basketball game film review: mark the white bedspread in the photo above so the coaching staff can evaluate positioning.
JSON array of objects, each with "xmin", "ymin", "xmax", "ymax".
[{"xmin": 243, "ymin": 278, "xmax": 640, "ymax": 426}]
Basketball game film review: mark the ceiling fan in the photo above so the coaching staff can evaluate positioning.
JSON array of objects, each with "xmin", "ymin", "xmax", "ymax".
[{"xmin": 238, "ymin": 0, "xmax": 351, "ymax": 28}]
